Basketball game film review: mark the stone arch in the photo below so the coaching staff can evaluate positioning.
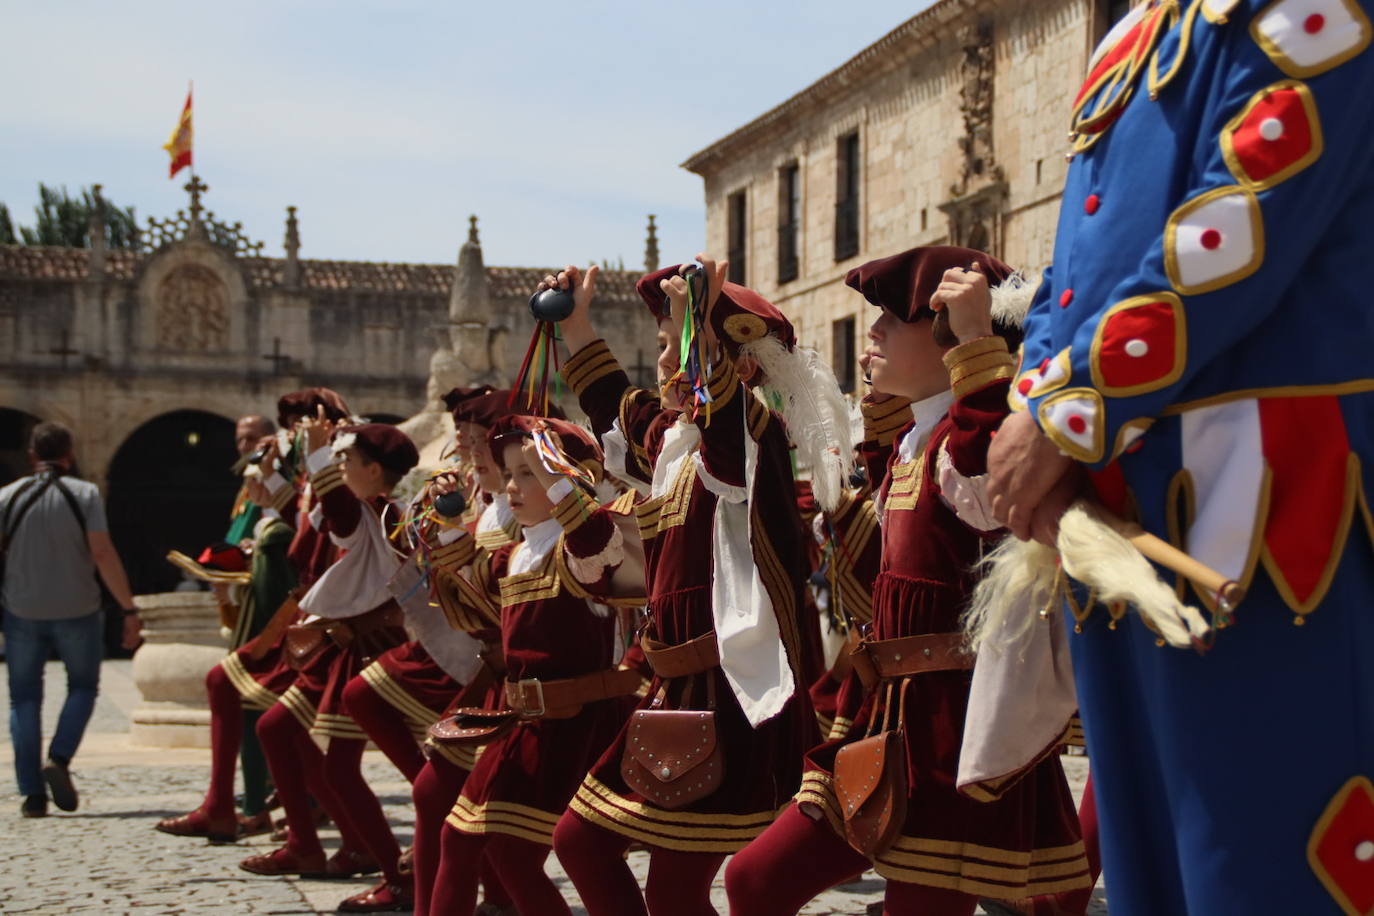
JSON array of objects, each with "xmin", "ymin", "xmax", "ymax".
[
  {"xmin": 106, "ymin": 409, "xmax": 240, "ymax": 595},
  {"xmin": 0, "ymin": 407, "xmax": 43, "ymax": 486}
]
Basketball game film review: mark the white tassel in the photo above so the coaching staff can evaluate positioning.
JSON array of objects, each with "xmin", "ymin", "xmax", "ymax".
[
  {"xmin": 741, "ymin": 336, "xmax": 855, "ymax": 513},
  {"xmin": 964, "ymin": 500, "xmax": 1212, "ymax": 652},
  {"xmin": 1057, "ymin": 503, "xmax": 1211, "ymax": 648},
  {"xmin": 989, "ymin": 269, "xmax": 1044, "ymax": 330}
]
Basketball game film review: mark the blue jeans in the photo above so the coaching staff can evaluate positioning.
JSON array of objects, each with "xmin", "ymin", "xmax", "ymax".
[{"xmin": 3, "ymin": 609, "xmax": 103, "ymax": 797}]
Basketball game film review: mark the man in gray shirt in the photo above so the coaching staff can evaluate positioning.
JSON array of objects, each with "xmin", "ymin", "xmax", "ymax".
[{"xmin": 1, "ymin": 421, "xmax": 139, "ymax": 817}]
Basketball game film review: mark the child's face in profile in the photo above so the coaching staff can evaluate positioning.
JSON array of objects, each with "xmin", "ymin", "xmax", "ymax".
[
  {"xmin": 459, "ymin": 423, "xmax": 502, "ymax": 494},
  {"xmin": 865, "ymin": 310, "xmax": 952, "ymax": 401},
  {"xmin": 502, "ymin": 441, "xmax": 555, "ymax": 528},
  {"xmin": 340, "ymin": 448, "xmax": 385, "ymax": 499}
]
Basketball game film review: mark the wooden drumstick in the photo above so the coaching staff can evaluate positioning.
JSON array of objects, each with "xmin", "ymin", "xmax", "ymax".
[{"xmin": 1098, "ymin": 512, "xmax": 1246, "ymax": 609}]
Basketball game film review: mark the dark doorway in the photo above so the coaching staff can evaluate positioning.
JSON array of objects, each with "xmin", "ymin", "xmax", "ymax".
[
  {"xmin": 0, "ymin": 408, "xmax": 42, "ymax": 486},
  {"xmin": 106, "ymin": 410, "xmax": 240, "ymax": 596},
  {"xmin": 362, "ymin": 412, "xmax": 404, "ymax": 425}
]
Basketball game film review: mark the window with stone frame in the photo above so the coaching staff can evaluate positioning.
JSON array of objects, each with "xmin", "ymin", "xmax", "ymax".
[
  {"xmin": 832, "ymin": 315, "xmax": 857, "ymax": 394},
  {"xmin": 777, "ymin": 164, "xmax": 801, "ymax": 285},
  {"xmin": 835, "ymin": 131, "xmax": 861, "ymax": 262},
  {"xmin": 727, "ymin": 191, "xmax": 747, "ymax": 285}
]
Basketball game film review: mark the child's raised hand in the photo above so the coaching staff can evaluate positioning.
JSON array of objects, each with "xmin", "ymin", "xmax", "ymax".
[
  {"xmin": 521, "ymin": 435, "xmax": 559, "ymax": 490},
  {"xmin": 929, "ymin": 262, "xmax": 994, "ymax": 344},
  {"xmin": 301, "ymin": 405, "xmax": 335, "ymax": 454},
  {"xmin": 543, "ymin": 265, "xmax": 600, "ymax": 351},
  {"xmin": 430, "ymin": 471, "xmax": 462, "ymax": 496}
]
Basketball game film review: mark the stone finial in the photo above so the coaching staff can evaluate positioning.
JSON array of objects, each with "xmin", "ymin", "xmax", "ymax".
[
  {"xmin": 644, "ymin": 214, "xmax": 660, "ymax": 273},
  {"xmin": 88, "ymin": 184, "xmax": 106, "ymax": 281},
  {"xmin": 284, "ymin": 206, "xmax": 301, "ymax": 287},
  {"xmin": 451, "ymin": 213, "xmax": 490, "ymax": 325}
]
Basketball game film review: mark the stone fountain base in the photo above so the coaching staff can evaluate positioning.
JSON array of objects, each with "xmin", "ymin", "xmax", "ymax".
[{"xmin": 129, "ymin": 591, "xmax": 227, "ymax": 748}]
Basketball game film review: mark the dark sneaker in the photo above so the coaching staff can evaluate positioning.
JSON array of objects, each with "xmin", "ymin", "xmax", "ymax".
[
  {"xmin": 42, "ymin": 760, "xmax": 78, "ymax": 812},
  {"xmin": 21, "ymin": 794, "xmax": 48, "ymax": 817}
]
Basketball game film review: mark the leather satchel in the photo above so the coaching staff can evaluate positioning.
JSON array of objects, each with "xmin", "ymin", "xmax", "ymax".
[
  {"xmin": 620, "ymin": 709, "xmax": 724, "ymax": 810},
  {"xmin": 284, "ymin": 621, "xmax": 329, "ymax": 669},
  {"xmin": 833, "ymin": 727, "xmax": 908, "ymax": 858},
  {"xmin": 428, "ymin": 707, "xmax": 520, "ymax": 748}
]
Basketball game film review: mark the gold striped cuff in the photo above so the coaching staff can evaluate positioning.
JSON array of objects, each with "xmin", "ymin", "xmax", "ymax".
[
  {"xmin": 552, "ymin": 488, "xmax": 596, "ymax": 533},
  {"xmin": 270, "ymin": 482, "xmax": 297, "ymax": 512},
  {"xmin": 431, "ymin": 537, "xmax": 476, "ymax": 571},
  {"xmin": 565, "ymin": 339, "xmax": 623, "ymax": 395},
  {"xmin": 945, "ymin": 337, "xmax": 1015, "ymax": 399},
  {"xmin": 310, "ymin": 465, "xmax": 346, "ymax": 498},
  {"xmin": 705, "ymin": 357, "xmax": 740, "ymax": 409}
]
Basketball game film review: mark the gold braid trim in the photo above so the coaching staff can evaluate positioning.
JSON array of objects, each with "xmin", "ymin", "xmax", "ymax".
[
  {"xmin": 564, "ymin": 339, "xmax": 622, "ymax": 395},
  {"xmin": 862, "ymin": 397, "xmax": 914, "ymax": 447}
]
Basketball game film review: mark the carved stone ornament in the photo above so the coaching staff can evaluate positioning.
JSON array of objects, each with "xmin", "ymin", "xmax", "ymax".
[{"xmin": 156, "ymin": 264, "xmax": 230, "ymax": 352}]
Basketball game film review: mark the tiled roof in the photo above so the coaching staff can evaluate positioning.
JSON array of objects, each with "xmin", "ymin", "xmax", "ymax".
[{"xmin": 0, "ymin": 245, "xmax": 641, "ymax": 303}]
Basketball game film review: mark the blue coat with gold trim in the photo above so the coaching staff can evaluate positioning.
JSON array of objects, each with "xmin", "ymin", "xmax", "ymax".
[{"xmin": 1020, "ymin": 2, "xmax": 1374, "ymax": 914}]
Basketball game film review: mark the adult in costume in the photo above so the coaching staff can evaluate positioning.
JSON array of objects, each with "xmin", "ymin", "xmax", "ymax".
[{"xmin": 986, "ymin": 3, "xmax": 1374, "ymax": 913}]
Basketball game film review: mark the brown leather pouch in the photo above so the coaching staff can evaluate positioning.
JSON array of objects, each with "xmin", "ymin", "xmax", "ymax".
[
  {"xmin": 832, "ymin": 679, "xmax": 909, "ymax": 857},
  {"xmin": 284, "ymin": 621, "xmax": 328, "ymax": 669},
  {"xmin": 621, "ymin": 708, "xmax": 723, "ymax": 810},
  {"xmin": 428, "ymin": 707, "xmax": 520, "ymax": 747}
]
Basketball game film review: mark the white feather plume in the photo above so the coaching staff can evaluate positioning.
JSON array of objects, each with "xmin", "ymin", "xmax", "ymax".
[
  {"xmin": 742, "ymin": 336, "xmax": 855, "ymax": 514},
  {"xmin": 964, "ymin": 500, "xmax": 1212, "ymax": 652},
  {"xmin": 989, "ymin": 269, "xmax": 1044, "ymax": 330},
  {"xmin": 963, "ymin": 534, "xmax": 1060, "ymax": 653}
]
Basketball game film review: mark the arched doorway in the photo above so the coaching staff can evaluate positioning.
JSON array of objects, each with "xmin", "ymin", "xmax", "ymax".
[
  {"xmin": 106, "ymin": 410, "xmax": 240, "ymax": 596},
  {"xmin": 0, "ymin": 408, "xmax": 42, "ymax": 486}
]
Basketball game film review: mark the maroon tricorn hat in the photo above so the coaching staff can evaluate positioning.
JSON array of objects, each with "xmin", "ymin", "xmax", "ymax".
[
  {"xmin": 845, "ymin": 246, "xmax": 1014, "ymax": 324},
  {"xmin": 333, "ymin": 423, "xmax": 419, "ymax": 476},
  {"xmin": 710, "ymin": 282, "xmax": 795, "ymax": 353}
]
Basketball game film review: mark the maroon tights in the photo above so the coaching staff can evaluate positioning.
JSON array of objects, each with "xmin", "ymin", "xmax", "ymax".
[
  {"xmin": 201, "ymin": 663, "xmax": 243, "ymax": 822},
  {"xmin": 341, "ymin": 675, "xmax": 425, "ymax": 782},
  {"xmin": 434, "ymin": 826, "xmax": 569, "ymax": 916},
  {"xmin": 256, "ymin": 702, "xmax": 368, "ymax": 858},
  {"xmin": 724, "ymin": 804, "xmax": 977, "ymax": 916},
  {"xmin": 321, "ymin": 732, "xmax": 404, "ymax": 884},
  {"xmin": 553, "ymin": 810, "xmax": 727, "ymax": 916}
]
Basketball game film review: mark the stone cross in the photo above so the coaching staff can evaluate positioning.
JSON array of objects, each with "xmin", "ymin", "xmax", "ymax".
[
  {"xmin": 49, "ymin": 328, "xmax": 80, "ymax": 370},
  {"xmin": 263, "ymin": 337, "xmax": 291, "ymax": 375},
  {"xmin": 185, "ymin": 174, "xmax": 209, "ymax": 224}
]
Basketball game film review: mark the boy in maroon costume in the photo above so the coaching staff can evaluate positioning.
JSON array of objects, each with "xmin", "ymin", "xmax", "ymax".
[
  {"xmin": 155, "ymin": 388, "xmax": 350, "ymax": 845},
  {"xmin": 407, "ymin": 387, "xmax": 525, "ymax": 916},
  {"xmin": 430, "ymin": 415, "xmax": 642, "ymax": 915},
  {"xmin": 240, "ymin": 419, "xmax": 417, "ymax": 914},
  {"xmin": 548, "ymin": 258, "xmax": 829, "ymax": 916},
  {"xmin": 725, "ymin": 247, "xmax": 1091, "ymax": 915}
]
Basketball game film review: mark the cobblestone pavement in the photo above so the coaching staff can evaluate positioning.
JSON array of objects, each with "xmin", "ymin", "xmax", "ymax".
[{"xmin": 0, "ymin": 661, "xmax": 1106, "ymax": 914}]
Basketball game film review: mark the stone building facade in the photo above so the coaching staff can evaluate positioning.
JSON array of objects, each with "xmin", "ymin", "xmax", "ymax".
[
  {"xmin": 0, "ymin": 179, "xmax": 658, "ymax": 592},
  {"xmin": 682, "ymin": 0, "xmax": 1132, "ymax": 391}
]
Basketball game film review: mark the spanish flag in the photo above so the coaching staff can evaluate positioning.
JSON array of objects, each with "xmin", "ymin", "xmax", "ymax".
[{"xmin": 163, "ymin": 87, "xmax": 193, "ymax": 178}]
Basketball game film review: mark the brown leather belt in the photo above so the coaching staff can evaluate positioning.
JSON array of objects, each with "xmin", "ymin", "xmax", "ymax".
[
  {"xmin": 851, "ymin": 632, "xmax": 971, "ymax": 688},
  {"xmin": 641, "ymin": 631, "xmax": 720, "ymax": 678},
  {"xmin": 504, "ymin": 667, "xmax": 643, "ymax": 719}
]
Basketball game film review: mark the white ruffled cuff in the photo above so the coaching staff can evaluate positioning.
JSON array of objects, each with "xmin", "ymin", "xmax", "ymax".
[
  {"xmin": 566, "ymin": 522, "xmax": 625, "ymax": 584},
  {"xmin": 306, "ymin": 446, "xmax": 336, "ymax": 475}
]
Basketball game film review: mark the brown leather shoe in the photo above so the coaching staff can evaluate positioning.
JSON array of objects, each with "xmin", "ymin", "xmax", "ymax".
[
  {"xmin": 337, "ymin": 881, "xmax": 414, "ymax": 913},
  {"xmin": 239, "ymin": 845, "xmax": 326, "ymax": 876},
  {"xmin": 309, "ymin": 847, "xmax": 381, "ymax": 879},
  {"xmin": 396, "ymin": 845, "xmax": 414, "ymax": 876},
  {"xmin": 236, "ymin": 809, "xmax": 276, "ymax": 840},
  {"xmin": 156, "ymin": 808, "xmax": 237, "ymax": 844}
]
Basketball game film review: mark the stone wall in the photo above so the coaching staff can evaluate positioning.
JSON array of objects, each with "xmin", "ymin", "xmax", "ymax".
[{"xmin": 685, "ymin": 0, "xmax": 1107, "ymax": 380}]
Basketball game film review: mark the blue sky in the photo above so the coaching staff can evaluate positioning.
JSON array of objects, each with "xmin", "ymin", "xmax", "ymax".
[{"xmin": 0, "ymin": 1, "xmax": 939, "ymax": 270}]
